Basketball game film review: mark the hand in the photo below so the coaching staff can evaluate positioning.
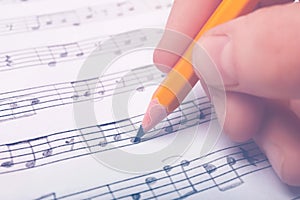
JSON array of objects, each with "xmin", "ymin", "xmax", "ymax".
[{"xmin": 154, "ymin": 0, "xmax": 300, "ymax": 186}]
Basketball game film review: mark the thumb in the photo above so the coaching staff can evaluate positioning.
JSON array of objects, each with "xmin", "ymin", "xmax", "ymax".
[{"xmin": 194, "ymin": 3, "xmax": 300, "ymax": 99}]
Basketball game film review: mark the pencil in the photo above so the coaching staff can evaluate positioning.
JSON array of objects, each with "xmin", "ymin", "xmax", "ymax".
[{"xmin": 135, "ymin": 0, "xmax": 260, "ymax": 140}]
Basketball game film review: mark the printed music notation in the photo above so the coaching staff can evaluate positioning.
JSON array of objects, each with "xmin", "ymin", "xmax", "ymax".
[
  {"xmin": 34, "ymin": 142, "xmax": 270, "ymax": 200},
  {"xmin": 0, "ymin": 0, "xmax": 172, "ymax": 36},
  {"xmin": 0, "ymin": 29, "xmax": 162, "ymax": 71},
  {"xmin": 0, "ymin": 96, "xmax": 214, "ymax": 175},
  {"xmin": 0, "ymin": 64, "xmax": 164, "ymax": 123}
]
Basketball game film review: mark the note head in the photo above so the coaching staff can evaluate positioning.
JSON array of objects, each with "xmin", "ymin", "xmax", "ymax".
[
  {"xmin": 113, "ymin": 134, "xmax": 121, "ymax": 141},
  {"xmin": 99, "ymin": 140, "xmax": 108, "ymax": 147},
  {"xmin": 131, "ymin": 193, "xmax": 140, "ymax": 200},
  {"xmin": 181, "ymin": 160, "xmax": 190, "ymax": 167},
  {"xmin": 60, "ymin": 52, "xmax": 68, "ymax": 58},
  {"xmin": 72, "ymin": 23, "xmax": 81, "ymax": 26},
  {"xmin": 46, "ymin": 21, "xmax": 53, "ymax": 25},
  {"xmin": 203, "ymin": 163, "xmax": 217, "ymax": 174},
  {"xmin": 42, "ymin": 149, "xmax": 53, "ymax": 157},
  {"xmin": 164, "ymin": 126, "xmax": 173, "ymax": 133},
  {"xmin": 84, "ymin": 91, "xmax": 91, "ymax": 97},
  {"xmin": 76, "ymin": 52, "xmax": 84, "ymax": 57},
  {"xmin": 86, "ymin": 14, "xmax": 93, "ymax": 19},
  {"xmin": 72, "ymin": 95, "xmax": 80, "ymax": 100},
  {"xmin": 136, "ymin": 86, "xmax": 144, "ymax": 92},
  {"xmin": 31, "ymin": 26, "xmax": 40, "ymax": 30},
  {"xmin": 227, "ymin": 156, "xmax": 236, "ymax": 166},
  {"xmin": 163, "ymin": 165, "xmax": 172, "ymax": 172},
  {"xmin": 31, "ymin": 98, "xmax": 40, "ymax": 105},
  {"xmin": 48, "ymin": 61, "xmax": 57, "ymax": 67},
  {"xmin": 1, "ymin": 161, "xmax": 14, "ymax": 168},
  {"xmin": 180, "ymin": 117, "xmax": 188, "ymax": 125},
  {"xmin": 145, "ymin": 177, "xmax": 157, "ymax": 185},
  {"xmin": 199, "ymin": 111, "xmax": 205, "ymax": 119},
  {"xmin": 26, "ymin": 160, "xmax": 36, "ymax": 168},
  {"xmin": 98, "ymin": 90, "xmax": 105, "ymax": 95}
]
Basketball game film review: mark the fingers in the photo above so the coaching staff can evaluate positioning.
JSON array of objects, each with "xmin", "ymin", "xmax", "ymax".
[
  {"xmin": 220, "ymin": 92, "xmax": 266, "ymax": 142},
  {"xmin": 258, "ymin": 0, "xmax": 292, "ymax": 8},
  {"xmin": 197, "ymin": 3, "xmax": 300, "ymax": 99},
  {"xmin": 154, "ymin": 0, "xmax": 221, "ymax": 73},
  {"xmin": 290, "ymin": 99, "xmax": 300, "ymax": 119},
  {"xmin": 254, "ymin": 104, "xmax": 300, "ymax": 186}
]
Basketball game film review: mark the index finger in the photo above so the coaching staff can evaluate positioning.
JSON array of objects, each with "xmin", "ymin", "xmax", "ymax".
[{"xmin": 154, "ymin": 0, "xmax": 221, "ymax": 73}]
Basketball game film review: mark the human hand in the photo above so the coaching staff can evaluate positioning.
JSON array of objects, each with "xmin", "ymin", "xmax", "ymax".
[{"xmin": 154, "ymin": 0, "xmax": 300, "ymax": 186}]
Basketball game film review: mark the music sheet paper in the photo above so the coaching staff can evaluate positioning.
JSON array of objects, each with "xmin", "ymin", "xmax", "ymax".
[{"xmin": 0, "ymin": 0, "xmax": 299, "ymax": 199}]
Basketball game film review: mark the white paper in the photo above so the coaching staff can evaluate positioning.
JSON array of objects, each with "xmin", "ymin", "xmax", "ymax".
[{"xmin": 0, "ymin": 0, "xmax": 299, "ymax": 200}]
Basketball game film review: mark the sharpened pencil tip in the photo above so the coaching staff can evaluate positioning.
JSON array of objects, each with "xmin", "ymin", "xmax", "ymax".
[{"xmin": 133, "ymin": 125, "xmax": 145, "ymax": 144}]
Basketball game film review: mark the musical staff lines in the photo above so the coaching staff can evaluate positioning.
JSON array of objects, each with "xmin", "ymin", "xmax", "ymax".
[
  {"xmin": 0, "ymin": 0, "xmax": 172, "ymax": 36},
  {"xmin": 0, "ymin": 96, "xmax": 215, "ymax": 175},
  {"xmin": 0, "ymin": 29, "xmax": 162, "ymax": 71},
  {"xmin": 0, "ymin": 64, "xmax": 164, "ymax": 123},
  {"xmin": 34, "ymin": 142, "xmax": 271, "ymax": 200}
]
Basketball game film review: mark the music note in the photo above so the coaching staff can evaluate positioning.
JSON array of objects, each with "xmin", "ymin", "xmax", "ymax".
[
  {"xmin": 83, "ymin": 7, "xmax": 94, "ymax": 20},
  {"xmin": 31, "ymin": 98, "xmax": 40, "ymax": 105},
  {"xmin": 1, "ymin": 95, "xmax": 37, "ymax": 121},
  {"xmin": 29, "ymin": 16, "xmax": 41, "ymax": 30},
  {"xmin": 203, "ymin": 154, "xmax": 245, "ymax": 192},
  {"xmin": 48, "ymin": 42, "xmax": 84, "ymax": 61},
  {"xmin": 240, "ymin": 147, "xmax": 259, "ymax": 166},
  {"xmin": 116, "ymin": 1, "xmax": 135, "ymax": 17},
  {"xmin": 5, "ymin": 55, "xmax": 13, "ymax": 67},
  {"xmin": 44, "ymin": 15, "xmax": 53, "ymax": 25},
  {"xmin": 199, "ymin": 110, "xmax": 206, "ymax": 120},
  {"xmin": 80, "ymin": 125, "xmax": 109, "ymax": 151},
  {"xmin": 203, "ymin": 163, "xmax": 217, "ymax": 174},
  {"xmin": 94, "ymin": 80, "xmax": 106, "ymax": 101},
  {"xmin": 116, "ymin": 78, "xmax": 126, "ymax": 87},
  {"xmin": 145, "ymin": 177, "xmax": 158, "ymax": 198},
  {"xmin": 70, "ymin": 79, "xmax": 92, "ymax": 101},
  {"xmin": 226, "ymin": 156, "xmax": 244, "ymax": 187},
  {"xmin": 163, "ymin": 165, "xmax": 181, "ymax": 198},
  {"xmin": 164, "ymin": 118, "xmax": 174, "ymax": 134},
  {"xmin": 59, "ymin": 46, "xmax": 68, "ymax": 58},
  {"xmin": 42, "ymin": 137, "xmax": 53, "ymax": 157},
  {"xmin": 179, "ymin": 107, "xmax": 188, "ymax": 125},
  {"xmin": 1, "ymin": 145, "xmax": 14, "ymax": 168},
  {"xmin": 65, "ymin": 138, "xmax": 75, "ymax": 151},
  {"xmin": 180, "ymin": 101, "xmax": 207, "ymax": 127},
  {"xmin": 113, "ymin": 134, "xmax": 121, "ymax": 141},
  {"xmin": 5, "ymin": 23, "xmax": 13, "ymax": 31},
  {"xmin": 131, "ymin": 193, "xmax": 141, "ymax": 200},
  {"xmin": 180, "ymin": 160, "xmax": 197, "ymax": 197},
  {"xmin": 47, "ymin": 46, "xmax": 57, "ymax": 67},
  {"xmin": 25, "ymin": 141, "xmax": 36, "ymax": 168},
  {"xmin": 164, "ymin": 125, "xmax": 173, "ymax": 134}
]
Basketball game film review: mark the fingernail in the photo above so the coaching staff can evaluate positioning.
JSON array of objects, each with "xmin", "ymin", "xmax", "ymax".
[{"xmin": 194, "ymin": 34, "xmax": 238, "ymax": 87}]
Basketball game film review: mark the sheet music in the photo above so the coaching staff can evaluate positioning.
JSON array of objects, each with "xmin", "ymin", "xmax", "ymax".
[{"xmin": 0, "ymin": 0, "xmax": 299, "ymax": 199}]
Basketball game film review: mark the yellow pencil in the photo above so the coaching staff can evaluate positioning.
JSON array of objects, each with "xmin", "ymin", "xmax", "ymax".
[{"xmin": 135, "ymin": 0, "xmax": 260, "ymax": 140}]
